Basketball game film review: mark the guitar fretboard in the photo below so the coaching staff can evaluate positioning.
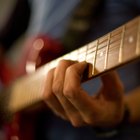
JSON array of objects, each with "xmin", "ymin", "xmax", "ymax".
[
  {"xmin": 46, "ymin": 16, "xmax": 140, "ymax": 76},
  {"xmin": 6, "ymin": 16, "xmax": 140, "ymax": 115}
]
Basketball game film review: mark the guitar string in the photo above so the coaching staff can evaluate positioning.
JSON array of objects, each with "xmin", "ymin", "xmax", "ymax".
[
  {"xmin": 83, "ymin": 23, "xmax": 138, "ymax": 59},
  {"xmin": 10, "ymin": 17, "xmax": 140, "ymax": 112},
  {"xmin": 42, "ymin": 17, "xmax": 139, "ymax": 72}
]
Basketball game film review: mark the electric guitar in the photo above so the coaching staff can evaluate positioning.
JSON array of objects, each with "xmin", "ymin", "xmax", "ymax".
[{"xmin": 0, "ymin": 16, "xmax": 140, "ymax": 140}]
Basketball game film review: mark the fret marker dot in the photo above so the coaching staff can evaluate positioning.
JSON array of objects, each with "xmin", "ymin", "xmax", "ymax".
[
  {"xmin": 99, "ymin": 52, "xmax": 103, "ymax": 57},
  {"xmin": 128, "ymin": 36, "xmax": 134, "ymax": 43}
]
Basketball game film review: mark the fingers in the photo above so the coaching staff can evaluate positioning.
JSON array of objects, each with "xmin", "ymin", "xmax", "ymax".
[
  {"xmin": 52, "ymin": 60, "xmax": 84, "ymax": 126},
  {"xmin": 53, "ymin": 60, "xmax": 98, "ymax": 126},
  {"xmin": 43, "ymin": 68, "xmax": 68, "ymax": 120},
  {"xmin": 44, "ymin": 60, "xmax": 98, "ymax": 126},
  {"xmin": 44, "ymin": 60, "xmax": 124, "ymax": 127},
  {"xmin": 63, "ymin": 61, "xmax": 99, "ymax": 125},
  {"xmin": 100, "ymin": 71, "xmax": 124, "ymax": 100}
]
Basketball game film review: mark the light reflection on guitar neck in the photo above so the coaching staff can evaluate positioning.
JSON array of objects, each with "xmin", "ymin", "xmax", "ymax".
[{"xmin": 7, "ymin": 16, "xmax": 140, "ymax": 115}]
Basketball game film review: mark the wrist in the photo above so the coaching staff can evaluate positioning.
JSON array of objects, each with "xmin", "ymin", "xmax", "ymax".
[{"xmin": 92, "ymin": 104, "xmax": 130, "ymax": 138}]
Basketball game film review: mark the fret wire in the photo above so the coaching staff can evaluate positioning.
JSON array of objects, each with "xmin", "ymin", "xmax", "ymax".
[
  {"xmin": 109, "ymin": 30, "xmax": 137, "ymax": 54},
  {"xmin": 110, "ymin": 24, "xmax": 136, "ymax": 42},
  {"xmin": 92, "ymin": 40, "xmax": 99, "ymax": 75},
  {"xmin": 86, "ymin": 41, "xmax": 97, "ymax": 60},
  {"xmin": 119, "ymin": 25, "xmax": 125, "ymax": 63},
  {"xmin": 103, "ymin": 23, "xmax": 134, "ymax": 42},
  {"xmin": 87, "ymin": 37, "xmax": 120, "ymax": 57},
  {"xmin": 83, "ymin": 23, "xmax": 138, "ymax": 61},
  {"xmin": 104, "ymin": 33, "xmax": 111, "ymax": 70},
  {"xmin": 95, "ymin": 18, "xmax": 136, "ymax": 44},
  {"xmin": 96, "ymin": 25, "xmax": 137, "ymax": 50},
  {"xmin": 22, "ymin": 18, "xmax": 138, "ymax": 107},
  {"xmin": 110, "ymin": 29, "xmax": 136, "ymax": 47},
  {"xmin": 109, "ymin": 26, "xmax": 136, "ymax": 45},
  {"xmin": 136, "ymin": 18, "xmax": 140, "ymax": 55},
  {"xmin": 9, "ymin": 17, "xmax": 140, "ymax": 113},
  {"xmin": 110, "ymin": 21, "xmax": 137, "ymax": 41},
  {"xmin": 99, "ymin": 35, "xmax": 120, "ymax": 51},
  {"xmin": 40, "ymin": 18, "xmax": 139, "ymax": 72},
  {"xmin": 76, "ymin": 23, "xmax": 137, "ymax": 64}
]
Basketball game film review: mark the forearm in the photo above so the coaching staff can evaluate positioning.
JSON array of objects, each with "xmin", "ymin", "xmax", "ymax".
[{"xmin": 125, "ymin": 86, "xmax": 140, "ymax": 123}]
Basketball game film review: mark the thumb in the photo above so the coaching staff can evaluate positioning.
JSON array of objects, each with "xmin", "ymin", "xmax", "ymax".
[{"xmin": 100, "ymin": 71, "xmax": 124, "ymax": 100}]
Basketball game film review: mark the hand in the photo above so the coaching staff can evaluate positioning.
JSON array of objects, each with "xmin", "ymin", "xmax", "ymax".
[{"xmin": 43, "ymin": 60, "xmax": 124, "ymax": 127}]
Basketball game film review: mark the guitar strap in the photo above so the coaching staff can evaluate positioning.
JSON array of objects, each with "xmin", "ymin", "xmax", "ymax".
[{"xmin": 61, "ymin": 0, "xmax": 102, "ymax": 52}]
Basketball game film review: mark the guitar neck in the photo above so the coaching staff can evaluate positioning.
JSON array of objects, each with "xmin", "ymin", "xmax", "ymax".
[
  {"xmin": 48, "ymin": 16, "xmax": 140, "ymax": 76},
  {"xmin": 2, "ymin": 16, "xmax": 140, "ymax": 118}
]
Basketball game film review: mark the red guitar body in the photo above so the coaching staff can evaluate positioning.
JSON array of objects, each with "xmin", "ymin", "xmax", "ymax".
[{"xmin": 1, "ymin": 35, "xmax": 63, "ymax": 140}]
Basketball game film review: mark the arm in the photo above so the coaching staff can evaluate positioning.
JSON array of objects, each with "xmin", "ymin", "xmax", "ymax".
[{"xmin": 125, "ymin": 87, "xmax": 140, "ymax": 124}]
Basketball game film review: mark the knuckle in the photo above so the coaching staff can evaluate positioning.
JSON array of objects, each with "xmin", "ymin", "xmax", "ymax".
[
  {"xmin": 115, "ymin": 78, "xmax": 124, "ymax": 93},
  {"xmin": 71, "ymin": 121, "xmax": 81, "ymax": 127},
  {"xmin": 58, "ymin": 59, "xmax": 67, "ymax": 65},
  {"xmin": 63, "ymin": 84, "xmax": 77, "ymax": 99},
  {"xmin": 52, "ymin": 82, "xmax": 63, "ymax": 95},
  {"xmin": 83, "ymin": 113, "xmax": 96, "ymax": 125},
  {"xmin": 84, "ymin": 118, "xmax": 94, "ymax": 125},
  {"xmin": 58, "ymin": 60, "xmax": 75, "ymax": 68},
  {"xmin": 59, "ymin": 114, "xmax": 68, "ymax": 121},
  {"xmin": 70, "ymin": 117, "xmax": 83, "ymax": 127},
  {"xmin": 44, "ymin": 91, "xmax": 52, "ymax": 101},
  {"xmin": 66, "ymin": 65, "xmax": 76, "ymax": 74},
  {"xmin": 53, "ymin": 111, "xmax": 64, "ymax": 118},
  {"xmin": 58, "ymin": 59, "xmax": 71, "ymax": 66},
  {"xmin": 47, "ymin": 68, "xmax": 55, "ymax": 75},
  {"xmin": 114, "ymin": 83, "xmax": 124, "ymax": 100}
]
